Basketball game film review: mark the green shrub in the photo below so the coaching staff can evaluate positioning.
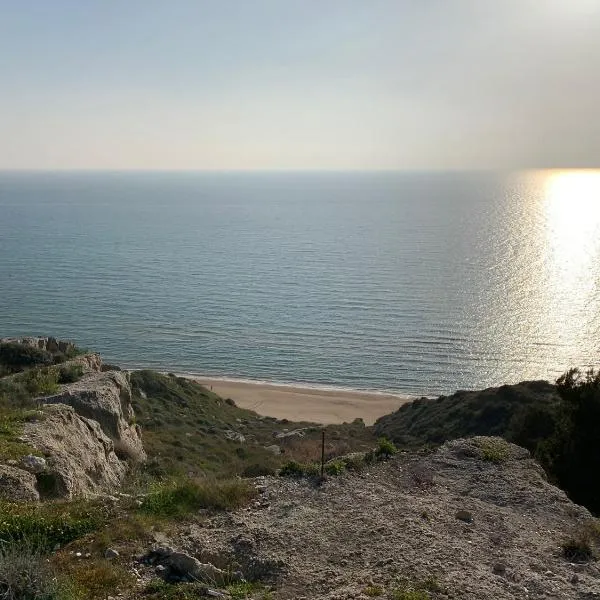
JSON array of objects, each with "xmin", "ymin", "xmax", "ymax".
[
  {"xmin": 341, "ymin": 453, "xmax": 366, "ymax": 471},
  {"xmin": 0, "ymin": 501, "xmax": 103, "ymax": 551},
  {"xmin": 144, "ymin": 579, "xmax": 208, "ymax": 599},
  {"xmin": 561, "ymin": 520, "xmax": 600, "ymax": 562},
  {"xmin": 278, "ymin": 461, "xmax": 305, "ymax": 478},
  {"xmin": 242, "ymin": 463, "xmax": 277, "ymax": 477},
  {"xmin": 324, "ymin": 460, "xmax": 345, "ymax": 476},
  {"xmin": 0, "ymin": 367, "xmax": 60, "ymax": 411},
  {"xmin": 227, "ymin": 581, "xmax": 271, "ymax": 599},
  {"xmin": 375, "ymin": 437, "xmax": 397, "ymax": 459},
  {"xmin": 0, "ymin": 542, "xmax": 63, "ymax": 600},
  {"xmin": 139, "ymin": 478, "xmax": 256, "ymax": 518},
  {"xmin": 0, "ymin": 343, "xmax": 53, "ymax": 374},
  {"xmin": 390, "ymin": 589, "xmax": 430, "ymax": 600},
  {"xmin": 475, "ymin": 438, "xmax": 510, "ymax": 463},
  {"xmin": 364, "ymin": 584, "xmax": 384, "ymax": 596},
  {"xmin": 56, "ymin": 364, "xmax": 84, "ymax": 384}
]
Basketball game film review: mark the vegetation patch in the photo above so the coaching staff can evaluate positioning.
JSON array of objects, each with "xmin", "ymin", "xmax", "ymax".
[
  {"xmin": 0, "ymin": 342, "xmax": 54, "ymax": 375},
  {"xmin": 475, "ymin": 437, "xmax": 511, "ymax": 463},
  {"xmin": 561, "ymin": 520, "xmax": 600, "ymax": 562},
  {"xmin": 364, "ymin": 584, "xmax": 384, "ymax": 596},
  {"xmin": 138, "ymin": 477, "xmax": 256, "ymax": 518},
  {"xmin": 375, "ymin": 437, "xmax": 398, "ymax": 459},
  {"xmin": 143, "ymin": 579, "xmax": 211, "ymax": 599},
  {"xmin": 0, "ymin": 499, "xmax": 106, "ymax": 552},
  {"xmin": 226, "ymin": 581, "xmax": 273, "ymax": 599},
  {"xmin": 0, "ymin": 540, "xmax": 68, "ymax": 600},
  {"xmin": 0, "ymin": 411, "xmax": 40, "ymax": 460}
]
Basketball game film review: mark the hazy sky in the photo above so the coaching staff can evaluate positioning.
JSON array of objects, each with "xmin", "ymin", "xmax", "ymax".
[{"xmin": 1, "ymin": 0, "xmax": 599, "ymax": 170}]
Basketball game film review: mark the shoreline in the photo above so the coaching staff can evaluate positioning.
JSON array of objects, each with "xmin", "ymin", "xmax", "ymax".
[{"xmin": 180, "ymin": 374, "xmax": 415, "ymax": 425}]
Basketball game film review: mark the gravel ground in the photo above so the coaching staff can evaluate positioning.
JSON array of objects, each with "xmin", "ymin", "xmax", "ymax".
[{"xmin": 166, "ymin": 437, "xmax": 600, "ymax": 599}]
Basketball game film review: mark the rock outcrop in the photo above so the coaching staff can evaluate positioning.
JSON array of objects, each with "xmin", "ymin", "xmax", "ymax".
[
  {"xmin": 0, "ymin": 336, "xmax": 77, "ymax": 356},
  {"xmin": 0, "ymin": 464, "xmax": 40, "ymax": 501},
  {"xmin": 43, "ymin": 370, "xmax": 146, "ymax": 463},
  {"xmin": 0, "ymin": 338, "xmax": 145, "ymax": 500},
  {"xmin": 22, "ymin": 404, "xmax": 128, "ymax": 499}
]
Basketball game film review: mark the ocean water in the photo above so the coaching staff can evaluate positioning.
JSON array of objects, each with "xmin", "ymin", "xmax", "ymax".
[{"xmin": 1, "ymin": 170, "xmax": 599, "ymax": 396}]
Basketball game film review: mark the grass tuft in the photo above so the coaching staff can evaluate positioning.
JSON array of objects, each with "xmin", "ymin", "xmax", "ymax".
[
  {"xmin": 139, "ymin": 477, "xmax": 256, "ymax": 518},
  {"xmin": 475, "ymin": 438, "xmax": 511, "ymax": 463}
]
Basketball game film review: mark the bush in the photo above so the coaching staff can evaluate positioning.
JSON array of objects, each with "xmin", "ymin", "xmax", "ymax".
[
  {"xmin": 375, "ymin": 437, "xmax": 397, "ymax": 459},
  {"xmin": 324, "ymin": 459, "xmax": 345, "ymax": 476},
  {"xmin": 0, "ymin": 343, "xmax": 53, "ymax": 374},
  {"xmin": 538, "ymin": 368, "xmax": 600, "ymax": 513},
  {"xmin": 0, "ymin": 500, "xmax": 103, "ymax": 552},
  {"xmin": 56, "ymin": 364, "xmax": 84, "ymax": 384},
  {"xmin": 561, "ymin": 520, "xmax": 600, "ymax": 562},
  {"xmin": 0, "ymin": 542, "xmax": 61, "ymax": 600},
  {"xmin": 139, "ymin": 478, "xmax": 256, "ymax": 518},
  {"xmin": 475, "ymin": 438, "xmax": 510, "ymax": 463},
  {"xmin": 278, "ymin": 461, "xmax": 305, "ymax": 478}
]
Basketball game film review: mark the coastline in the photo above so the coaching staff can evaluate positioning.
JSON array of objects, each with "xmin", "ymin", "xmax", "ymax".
[{"xmin": 181, "ymin": 375, "xmax": 414, "ymax": 425}]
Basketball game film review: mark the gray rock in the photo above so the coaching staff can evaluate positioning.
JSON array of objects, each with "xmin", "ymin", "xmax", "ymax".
[
  {"xmin": 24, "ymin": 404, "xmax": 127, "ymax": 499},
  {"xmin": 20, "ymin": 454, "xmax": 46, "ymax": 474},
  {"xmin": 265, "ymin": 444, "xmax": 282, "ymax": 455},
  {"xmin": 104, "ymin": 548, "xmax": 119, "ymax": 559},
  {"xmin": 455, "ymin": 510, "xmax": 473, "ymax": 523},
  {"xmin": 0, "ymin": 465, "xmax": 40, "ymax": 501},
  {"xmin": 42, "ymin": 370, "xmax": 145, "ymax": 462},
  {"xmin": 275, "ymin": 428, "xmax": 307, "ymax": 439},
  {"xmin": 493, "ymin": 562, "xmax": 507, "ymax": 575},
  {"xmin": 224, "ymin": 430, "xmax": 246, "ymax": 444},
  {"xmin": 143, "ymin": 547, "xmax": 233, "ymax": 584}
]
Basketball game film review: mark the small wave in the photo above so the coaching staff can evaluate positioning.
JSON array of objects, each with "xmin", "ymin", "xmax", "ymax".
[{"xmin": 162, "ymin": 371, "xmax": 422, "ymax": 400}]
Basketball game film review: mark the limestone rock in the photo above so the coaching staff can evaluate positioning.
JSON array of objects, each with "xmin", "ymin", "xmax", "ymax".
[
  {"xmin": 42, "ymin": 370, "xmax": 145, "ymax": 462},
  {"xmin": 20, "ymin": 454, "xmax": 46, "ymax": 474},
  {"xmin": 23, "ymin": 404, "xmax": 127, "ymax": 499},
  {"xmin": 0, "ymin": 464, "xmax": 40, "ymax": 501},
  {"xmin": 224, "ymin": 430, "xmax": 246, "ymax": 444},
  {"xmin": 104, "ymin": 548, "xmax": 120, "ymax": 559},
  {"xmin": 142, "ymin": 547, "xmax": 235, "ymax": 584}
]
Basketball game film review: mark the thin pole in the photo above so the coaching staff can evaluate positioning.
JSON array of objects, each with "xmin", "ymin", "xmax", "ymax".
[{"xmin": 321, "ymin": 430, "xmax": 325, "ymax": 478}]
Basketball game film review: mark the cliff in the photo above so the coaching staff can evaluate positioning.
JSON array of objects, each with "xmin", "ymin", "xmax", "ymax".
[{"xmin": 0, "ymin": 338, "xmax": 145, "ymax": 500}]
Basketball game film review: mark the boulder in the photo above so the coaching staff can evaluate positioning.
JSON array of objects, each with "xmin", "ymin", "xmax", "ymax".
[
  {"xmin": 0, "ymin": 464, "xmax": 40, "ymax": 501},
  {"xmin": 142, "ymin": 547, "xmax": 235, "ymax": 584},
  {"xmin": 23, "ymin": 404, "xmax": 127, "ymax": 498},
  {"xmin": 20, "ymin": 454, "xmax": 46, "ymax": 474},
  {"xmin": 42, "ymin": 370, "xmax": 145, "ymax": 462},
  {"xmin": 224, "ymin": 430, "xmax": 246, "ymax": 444}
]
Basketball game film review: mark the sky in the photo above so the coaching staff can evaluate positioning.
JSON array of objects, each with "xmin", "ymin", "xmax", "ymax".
[{"xmin": 0, "ymin": 0, "xmax": 599, "ymax": 170}]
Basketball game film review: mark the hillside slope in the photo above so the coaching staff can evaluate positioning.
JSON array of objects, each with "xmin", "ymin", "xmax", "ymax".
[
  {"xmin": 142, "ymin": 437, "xmax": 600, "ymax": 600},
  {"xmin": 374, "ymin": 380, "xmax": 559, "ymax": 447}
]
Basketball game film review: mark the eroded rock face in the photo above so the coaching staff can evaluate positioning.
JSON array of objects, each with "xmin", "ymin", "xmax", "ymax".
[
  {"xmin": 0, "ymin": 464, "xmax": 40, "ymax": 501},
  {"xmin": 43, "ymin": 370, "xmax": 146, "ymax": 463},
  {"xmin": 0, "ymin": 336, "xmax": 76, "ymax": 356},
  {"xmin": 23, "ymin": 404, "xmax": 127, "ymax": 499}
]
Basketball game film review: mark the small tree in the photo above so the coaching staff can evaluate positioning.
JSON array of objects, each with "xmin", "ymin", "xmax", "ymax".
[{"xmin": 538, "ymin": 368, "xmax": 600, "ymax": 513}]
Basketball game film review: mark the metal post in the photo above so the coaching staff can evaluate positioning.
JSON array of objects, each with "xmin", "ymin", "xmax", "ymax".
[{"xmin": 321, "ymin": 430, "xmax": 325, "ymax": 478}]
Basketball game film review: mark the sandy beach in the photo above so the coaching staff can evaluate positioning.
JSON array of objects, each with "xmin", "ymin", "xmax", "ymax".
[{"xmin": 185, "ymin": 377, "xmax": 413, "ymax": 425}]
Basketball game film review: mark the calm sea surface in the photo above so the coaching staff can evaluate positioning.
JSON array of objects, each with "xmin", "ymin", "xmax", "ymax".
[{"xmin": 1, "ymin": 171, "xmax": 599, "ymax": 396}]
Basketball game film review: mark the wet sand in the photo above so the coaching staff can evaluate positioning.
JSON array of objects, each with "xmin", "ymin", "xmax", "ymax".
[{"xmin": 185, "ymin": 377, "xmax": 413, "ymax": 425}]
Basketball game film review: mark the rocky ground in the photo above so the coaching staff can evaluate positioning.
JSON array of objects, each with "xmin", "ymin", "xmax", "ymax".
[{"xmin": 143, "ymin": 438, "xmax": 600, "ymax": 600}]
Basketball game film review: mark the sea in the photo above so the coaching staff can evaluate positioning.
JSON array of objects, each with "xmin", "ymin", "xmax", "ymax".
[{"xmin": 1, "ymin": 170, "xmax": 599, "ymax": 397}]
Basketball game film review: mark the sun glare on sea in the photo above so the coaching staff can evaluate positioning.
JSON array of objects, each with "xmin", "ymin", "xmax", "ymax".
[
  {"xmin": 544, "ymin": 170, "xmax": 600, "ymax": 270},
  {"xmin": 537, "ymin": 169, "xmax": 600, "ymax": 358}
]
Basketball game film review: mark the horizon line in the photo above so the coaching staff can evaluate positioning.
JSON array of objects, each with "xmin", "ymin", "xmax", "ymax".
[{"xmin": 1, "ymin": 167, "xmax": 598, "ymax": 174}]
